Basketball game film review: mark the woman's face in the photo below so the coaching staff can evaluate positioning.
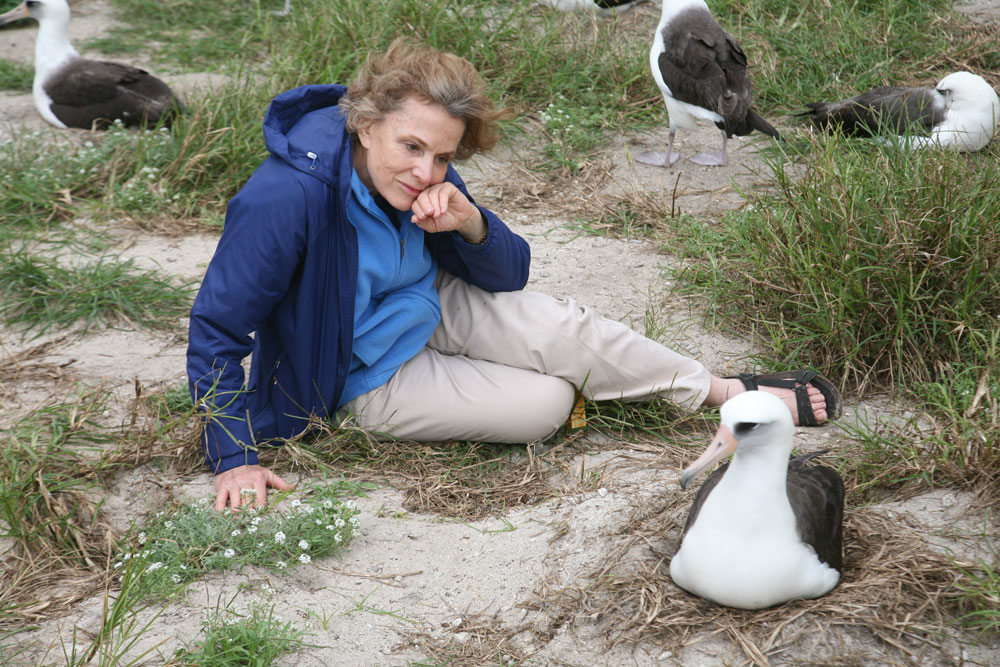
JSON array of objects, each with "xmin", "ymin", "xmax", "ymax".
[{"xmin": 355, "ymin": 96, "xmax": 466, "ymax": 211}]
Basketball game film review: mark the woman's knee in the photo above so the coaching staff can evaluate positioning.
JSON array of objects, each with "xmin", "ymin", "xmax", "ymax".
[{"xmin": 510, "ymin": 375, "xmax": 577, "ymax": 442}]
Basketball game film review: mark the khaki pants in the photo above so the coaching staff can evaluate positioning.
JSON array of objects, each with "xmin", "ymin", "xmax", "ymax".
[{"xmin": 340, "ymin": 271, "xmax": 711, "ymax": 443}]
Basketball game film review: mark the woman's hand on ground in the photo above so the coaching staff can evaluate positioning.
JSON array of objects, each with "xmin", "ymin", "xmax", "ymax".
[{"xmin": 214, "ymin": 464, "xmax": 293, "ymax": 511}]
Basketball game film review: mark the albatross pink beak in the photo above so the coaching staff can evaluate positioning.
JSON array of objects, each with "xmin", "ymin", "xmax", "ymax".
[
  {"xmin": 680, "ymin": 424, "xmax": 739, "ymax": 489},
  {"xmin": 0, "ymin": 2, "xmax": 31, "ymax": 26}
]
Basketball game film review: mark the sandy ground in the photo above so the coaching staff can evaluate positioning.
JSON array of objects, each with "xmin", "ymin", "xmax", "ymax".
[{"xmin": 2, "ymin": 1, "xmax": 999, "ymax": 665}]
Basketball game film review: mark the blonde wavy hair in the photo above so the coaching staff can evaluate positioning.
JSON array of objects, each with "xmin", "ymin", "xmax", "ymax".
[{"xmin": 340, "ymin": 38, "xmax": 515, "ymax": 160}]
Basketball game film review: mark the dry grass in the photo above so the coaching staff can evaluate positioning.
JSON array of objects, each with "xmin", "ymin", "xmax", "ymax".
[{"xmin": 524, "ymin": 491, "xmax": 984, "ymax": 666}]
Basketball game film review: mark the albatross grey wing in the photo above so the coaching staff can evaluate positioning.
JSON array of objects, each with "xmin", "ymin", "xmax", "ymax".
[
  {"xmin": 802, "ymin": 86, "xmax": 945, "ymax": 137},
  {"xmin": 786, "ymin": 452, "xmax": 844, "ymax": 572},
  {"xmin": 45, "ymin": 60, "xmax": 182, "ymax": 129},
  {"xmin": 657, "ymin": 7, "xmax": 777, "ymax": 138}
]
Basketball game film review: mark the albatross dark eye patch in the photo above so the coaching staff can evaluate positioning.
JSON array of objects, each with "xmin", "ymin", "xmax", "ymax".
[{"xmin": 733, "ymin": 421, "xmax": 761, "ymax": 436}]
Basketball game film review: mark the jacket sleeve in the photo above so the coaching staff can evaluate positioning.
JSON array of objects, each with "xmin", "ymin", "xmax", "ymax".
[
  {"xmin": 187, "ymin": 159, "xmax": 310, "ymax": 474},
  {"xmin": 425, "ymin": 167, "xmax": 530, "ymax": 292}
]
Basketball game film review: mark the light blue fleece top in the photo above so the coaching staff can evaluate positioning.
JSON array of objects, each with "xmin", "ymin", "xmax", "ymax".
[{"xmin": 340, "ymin": 170, "xmax": 442, "ymax": 405}]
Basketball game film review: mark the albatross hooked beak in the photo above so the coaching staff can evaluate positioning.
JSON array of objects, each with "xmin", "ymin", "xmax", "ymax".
[
  {"xmin": 0, "ymin": 2, "xmax": 31, "ymax": 27},
  {"xmin": 679, "ymin": 424, "xmax": 739, "ymax": 489}
]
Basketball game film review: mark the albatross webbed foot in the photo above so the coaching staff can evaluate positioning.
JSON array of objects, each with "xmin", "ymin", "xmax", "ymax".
[
  {"xmin": 689, "ymin": 151, "xmax": 728, "ymax": 166},
  {"xmin": 635, "ymin": 150, "xmax": 680, "ymax": 167}
]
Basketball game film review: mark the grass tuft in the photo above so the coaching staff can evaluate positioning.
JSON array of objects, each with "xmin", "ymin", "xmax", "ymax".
[
  {"xmin": 671, "ymin": 136, "xmax": 1000, "ymax": 395},
  {"xmin": 172, "ymin": 600, "xmax": 308, "ymax": 666},
  {"xmin": 0, "ymin": 249, "xmax": 195, "ymax": 338}
]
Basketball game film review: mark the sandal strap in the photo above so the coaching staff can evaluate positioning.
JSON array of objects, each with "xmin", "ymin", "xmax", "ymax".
[{"xmin": 738, "ymin": 370, "xmax": 819, "ymax": 426}]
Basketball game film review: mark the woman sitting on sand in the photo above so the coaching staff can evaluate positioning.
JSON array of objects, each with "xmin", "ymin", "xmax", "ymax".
[{"xmin": 186, "ymin": 38, "xmax": 841, "ymax": 512}]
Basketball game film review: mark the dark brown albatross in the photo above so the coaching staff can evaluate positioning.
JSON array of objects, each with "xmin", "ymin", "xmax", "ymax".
[
  {"xmin": 669, "ymin": 391, "xmax": 844, "ymax": 610},
  {"xmin": 0, "ymin": 0, "xmax": 183, "ymax": 130},
  {"xmin": 636, "ymin": 0, "xmax": 778, "ymax": 167}
]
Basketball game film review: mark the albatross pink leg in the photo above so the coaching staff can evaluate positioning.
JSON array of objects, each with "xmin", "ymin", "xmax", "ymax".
[
  {"xmin": 636, "ymin": 128, "xmax": 680, "ymax": 167},
  {"xmin": 690, "ymin": 131, "xmax": 729, "ymax": 167}
]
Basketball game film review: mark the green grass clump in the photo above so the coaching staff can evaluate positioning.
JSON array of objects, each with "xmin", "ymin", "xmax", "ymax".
[
  {"xmin": 87, "ymin": 0, "xmax": 293, "ymax": 71},
  {"xmin": 173, "ymin": 601, "xmax": 308, "ymax": 666},
  {"xmin": 116, "ymin": 481, "xmax": 363, "ymax": 599},
  {"xmin": 713, "ymin": 0, "xmax": 979, "ymax": 110},
  {"xmin": 0, "ymin": 58, "xmax": 32, "ymax": 90},
  {"xmin": 0, "ymin": 249, "xmax": 195, "ymax": 337},
  {"xmin": 0, "ymin": 124, "xmax": 190, "ymax": 229},
  {"xmin": 671, "ymin": 136, "xmax": 1000, "ymax": 393},
  {"xmin": 0, "ymin": 393, "xmax": 115, "ymax": 570},
  {"xmin": 954, "ymin": 557, "xmax": 1000, "ymax": 638}
]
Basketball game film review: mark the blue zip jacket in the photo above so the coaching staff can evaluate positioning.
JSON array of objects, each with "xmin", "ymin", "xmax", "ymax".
[{"xmin": 187, "ymin": 84, "xmax": 530, "ymax": 474}]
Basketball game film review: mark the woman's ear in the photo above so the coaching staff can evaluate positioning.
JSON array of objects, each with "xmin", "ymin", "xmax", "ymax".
[{"xmin": 355, "ymin": 121, "xmax": 374, "ymax": 150}]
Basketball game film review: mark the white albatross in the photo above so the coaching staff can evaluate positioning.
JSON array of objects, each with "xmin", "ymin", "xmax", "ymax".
[
  {"xmin": 669, "ymin": 391, "xmax": 844, "ymax": 610},
  {"xmin": 0, "ymin": 0, "xmax": 183, "ymax": 130},
  {"xmin": 637, "ymin": 0, "xmax": 778, "ymax": 167},
  {"xmin": 800, "ymin": 71, "xmax": 1000, "ymax": 152}
]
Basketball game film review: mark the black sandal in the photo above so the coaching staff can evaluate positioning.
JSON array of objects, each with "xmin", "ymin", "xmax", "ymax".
[{"xmin": 729, "ymin": 370, "xmax": 842, "ymax": 426}]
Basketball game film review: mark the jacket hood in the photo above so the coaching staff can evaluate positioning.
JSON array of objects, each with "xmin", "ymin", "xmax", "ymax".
[{"xmin": 262, "ymin": 84, "xmax": 351, "ymax": 187}]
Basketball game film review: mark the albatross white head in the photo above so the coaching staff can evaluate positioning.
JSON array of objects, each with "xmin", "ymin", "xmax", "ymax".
[
  {"xmin": 680, "ymin": 390, "xmax": 794, "ymax": 491},
  {"xmin": 0, "ymin": 0, "xmax": 79, "ymax": 77},
  {"xmin": 930, "ymin": 71, "xmax": 1000, "ymax": 152}
]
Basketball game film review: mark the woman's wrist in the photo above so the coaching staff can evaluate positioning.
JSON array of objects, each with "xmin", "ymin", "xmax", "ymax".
[{"xmin": 459, "ymin": 210, "xmax": 488, "ymax": 245}]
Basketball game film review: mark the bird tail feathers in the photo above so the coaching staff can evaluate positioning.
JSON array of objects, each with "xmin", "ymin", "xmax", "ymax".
[{"xmin": 748, "ymin": 108, "xmax": 780, "ymax": 139}]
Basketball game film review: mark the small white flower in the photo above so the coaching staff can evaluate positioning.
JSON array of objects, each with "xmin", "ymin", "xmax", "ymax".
[
  {"xmin": 290, "ymin": 499, "xmax": 302, "ymax": 508},
  {"xmin": 274, "ymin": 531, "xmax": 286, "ymax": 544},
  {"xmin": 147, "ymin": 561, "xmax": 164, "ymax": 572},
  {"xmin": 137, "ymin": 532, "xmax": 147, "ymax": 544},
  {"xmin": 326, "ymin": 525, "xmax": 335, "ymax": 530},
  {"xmin": 231, "ymin": 529, "xmax": 241, "ymax": 537},
  {"xmin": 180, "ymin": 564, "xmax": 188, "ymax": 570},
  {"xmin": 322, "ymin": 500, "xmax": 334, "ymax": 509},
  {"xmin": 248, "ymin": 526, "xmax": 258, "ymax": 534},
  {"xmin": 164, "ymin": 521, "xmax": 174, "ymax": 529},
  {"xmin": 298, "ymin": 540, "xmax": 309, "ymax": 551},
  {"xmin": 299, "ymin": 554, "xmax": 311, "ymax": 564},
  {"xmin": 251, "ymin": 517, "xmax": 262, "ymax": 526},
  {"xmin": 334, "ymin": 533, "xmax": 342, "ymax": 544},
  {"xmin": 172, "ymin": 573, "xmax": 182, "ymax": 583},
  {"xmin": 224, "ymin": 548, "xmax": 235, "ymax": 558},
  {"xmin": 344, "ymin": 500, "xmax": 357, "ymax": 512},
  {"xmin": 314, "ymin": 519, "xmax": 322, "ymax": 525},
  {"xmin": 335, "ymin": 518, "xmax": 345, "ymax": 528},
  {"xmin": 113, "ymin": 561, "xmax": 122, "ymax": 569},
  {"xmin": 276, "ymin": 561, "xmax": 287, "ymax": 569}
]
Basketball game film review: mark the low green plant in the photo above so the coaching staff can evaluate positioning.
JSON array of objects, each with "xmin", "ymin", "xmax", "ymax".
[
  {"xmin": 0, "ymin": 391, "xmax": 114, "ymax": 571},
  {"xmin": 0, "ymin": 58, "xmax": 32, "ymax": 90},
  {"xmin": 63, "ymin": 557, "xmax": 176, "ymax": 667},
  {"xmin": 0, "ymin": 123, "xmax": 187, "ymax": 228},
  {"xmin": 953, "ymin": 557, "xmax": 1000, "ymax": 638},
  {"xmin": 0, "ymin": 249, "xmax": 195, "ymax": 338},
  {"xmin": 714, "ymin": 0, "xmax": 977, "ymax": 110},
  {"xmin": 670, "ymin": 136, "xmax": 1000, "ymax": 394},
  {"xmin": 172, "ymin": 599, "xmax": 309, "ymax": 666},
  {"xmin": 115, "ymin": 480, "xmax": 363, "ymax": 599},
  {"xmin": 89, "ymin": 0, "xmax": 292, "ymax": 71},
  {"xmin": 537, "ymin": 92, "xmax": 620, "ymax": 172}
]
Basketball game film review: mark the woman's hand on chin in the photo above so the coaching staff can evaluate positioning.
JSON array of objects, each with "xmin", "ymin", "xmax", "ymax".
[{"xmin": 410, "ymin": 182, "xmax": 484, "ymax": 241}]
